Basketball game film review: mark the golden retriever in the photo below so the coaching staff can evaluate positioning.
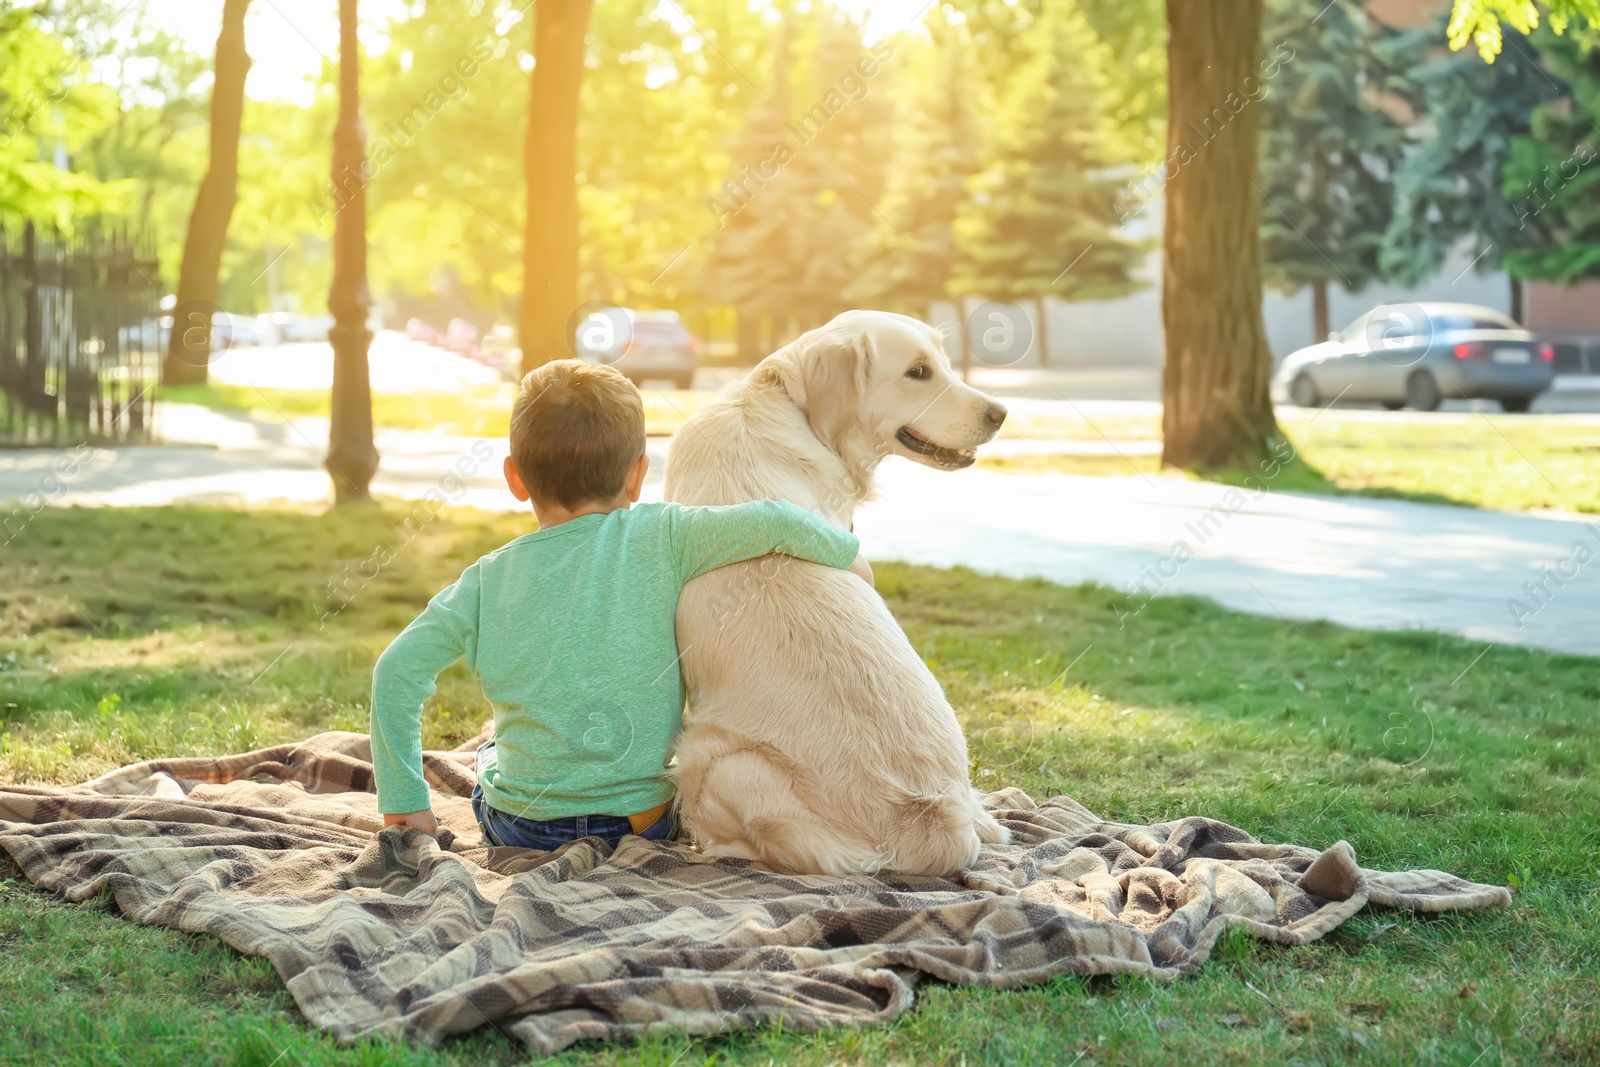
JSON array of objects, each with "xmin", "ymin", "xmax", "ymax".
[{"xmin": 663, "ymin": 310, "xmax": 1010, "ymax": 876}]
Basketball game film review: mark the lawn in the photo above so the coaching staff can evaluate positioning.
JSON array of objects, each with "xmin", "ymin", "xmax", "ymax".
[
  {"xmin": 160, "ymin": 382, "xmax": 713, "ymax": 439},
  {"xmin": 981, "ymin": 409, "xmax": 1600, "ymax": 515},
  {"xmin": 2, "ymin": 503, "xmax": 1597, "ymax": 1065}
]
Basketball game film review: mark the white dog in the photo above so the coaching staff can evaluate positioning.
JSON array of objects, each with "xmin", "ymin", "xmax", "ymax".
[{"xmin": 663, "ymin": 310, "xmax": 1011, "ymax": 876}]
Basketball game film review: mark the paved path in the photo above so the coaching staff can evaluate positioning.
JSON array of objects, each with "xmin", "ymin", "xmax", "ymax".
[
  {"xmin": 3, "ymin": 404, "xmax": 1596, "ymax": 657},
  {"xmin": 856, "ymin": 463, "xmax": 1599, "ymax": 658}
]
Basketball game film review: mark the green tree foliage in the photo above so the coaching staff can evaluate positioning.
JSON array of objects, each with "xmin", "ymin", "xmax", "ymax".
[
  {"xmin": 706, "ymin": 8, "xmax": 897, "ymax": 338},
  {"xmin": 952, "ymin": 2, "xmax": 1145, "ymax": 304},
  {"xmin": 1500, "ymin": 27, "xmax": 1600, "ymax": 282},
  {"xmin": 1380, "ymin": 17, "xmax": 1566, "ymax": 308},
  {"xmin": 849, "ymin": 15, "xmax": 978, "ymax": 315},
  {"xmin": 1258, "ymin": 0, "xmax": 1407, "ymax": 336},
  {"xmin": 0, "ymin": 0, "xmax": 1250, "ymax": 344},
  {"xmin": 0, "ymin": 5, "xmax": 128, "ymax": 226},
  {"xmin": 1448, "ymin": 0, "xmax": 1600, "ymax": 59},
  {"xmin": 361, "ymin": 0, "xmax": 524, "ymax": 312},
  {"xmin": 1073, "ymin": 0, "xmax": 1166, "ymax": 167}
]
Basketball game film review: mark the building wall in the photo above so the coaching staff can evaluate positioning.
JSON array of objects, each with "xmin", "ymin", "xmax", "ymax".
[
  {"xmin": 1527, "ymin": 280, "xmax": 1600, "ymax": 334},
  {"xmin": 937, "ymin": 204, "xmax": 1517, "ymax": 369}
]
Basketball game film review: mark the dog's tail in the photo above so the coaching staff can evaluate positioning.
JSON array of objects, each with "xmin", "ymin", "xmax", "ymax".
[{"xmin": 883, "ymin": 785, "xmax": 982, "ymax": 877}]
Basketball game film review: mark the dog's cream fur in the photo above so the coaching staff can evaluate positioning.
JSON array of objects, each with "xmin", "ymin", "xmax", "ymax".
[{"xmin": 663, "ymin": 310, "xmax": 1010, "ymax": 876}]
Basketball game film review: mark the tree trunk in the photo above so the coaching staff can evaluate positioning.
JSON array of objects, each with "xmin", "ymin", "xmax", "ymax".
[
  {"xmin": 1509, "ymin": 274, "xmax": 1524, "ymax": 325},
  {"xmin": 162, "ymin": 0, "xmax": 250, "ymax": 385},
  {"xmin": 1160, "ymin": 0, "xmax": 1280, "ymax": 470},
  {"xmin": 325, "ymin": 0, "xmax": 378, "ymax": 504},
  {"xmin": 520, "ymin": 0, "xmax": 594, "ymax": 375},
  {"xmin": 1312, "ymin": 278, "xmax": 1329, "ymax": 341},
  {"xmin": 1037, "ymin": 298, "xmax": 1050, "ymax": 367},
  {"xmin": 735, "ymin": 307, "xmax": 760, "ymax": 363}
]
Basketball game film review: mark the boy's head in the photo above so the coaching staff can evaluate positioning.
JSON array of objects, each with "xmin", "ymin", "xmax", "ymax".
[{"xmin": 506, "ymin": 360, "xmax": 646, "ymax": 509}]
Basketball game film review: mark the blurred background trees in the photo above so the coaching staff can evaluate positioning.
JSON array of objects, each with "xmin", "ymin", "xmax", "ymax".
[
  {"xmin": 1259, "ymin": 0, "xmax": 1406, "ymax": 342},
  {"xmin": 11, "ymin": 0, "xmax": 1593, "ymax": 354},
  {"xmin": 3, "ymin": 0, "xmax": 1600, "ymax": 471}
]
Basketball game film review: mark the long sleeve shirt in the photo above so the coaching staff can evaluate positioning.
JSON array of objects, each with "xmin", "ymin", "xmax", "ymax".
[{"xmin": 369, "ymin": 499, "xmax": 860, "ymax": 819}]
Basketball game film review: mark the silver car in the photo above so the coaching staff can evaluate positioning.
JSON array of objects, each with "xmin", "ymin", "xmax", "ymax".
[
  {"xmin": 1274, "ymin": 302, "xmax": 1555, "ymax": 412},
  {"xmin": 576, "ymin": 308, "xmax": 701, "ymax": 390}
]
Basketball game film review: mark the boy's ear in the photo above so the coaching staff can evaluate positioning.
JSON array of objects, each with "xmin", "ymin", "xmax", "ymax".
[
  {"xmin": 623, "ymin": 453, "xmax": 649, "ymax": 502},
  {"xmin": 503, "ymin": 456, "xmax": 531, "ymax": 502}
]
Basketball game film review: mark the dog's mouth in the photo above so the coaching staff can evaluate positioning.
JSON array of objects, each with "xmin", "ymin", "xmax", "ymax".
[{"xmin": 896, "ymin": 426, "xmax": 978, "ymax": 469}]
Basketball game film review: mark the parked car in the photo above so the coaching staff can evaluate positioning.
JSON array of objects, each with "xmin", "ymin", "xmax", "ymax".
[
  {"xmin": 211, "ymin": 312, "xmax": 271, "ymax": 349},
  {"xmin": 405, "ymin": 318, "xmax": 441, "ymax": 345},
  {"xmin": 443, "ymin": 318, "xmax": 480, "ymax": 359},
  {"xmin": 1274, "ymin": 302, "xmax": 1555, "ymax": 412},
  {"xmin": 256, "ymin": 312, "xmax": 332, "ymax": 344},
  {"xmin": 575, "ymin": 308, "xmax": 701, "ymax": 389}
]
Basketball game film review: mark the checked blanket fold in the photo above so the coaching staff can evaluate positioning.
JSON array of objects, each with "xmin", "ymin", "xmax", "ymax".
[{"xmin": 0, "ymin": 730, "xmax": 1510, "ymax": 1054}]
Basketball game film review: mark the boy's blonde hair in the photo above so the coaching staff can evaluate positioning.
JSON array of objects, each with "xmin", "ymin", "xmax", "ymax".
[{"xmin": 510, "ymin": 360, "xmax": 645, "ymax": 508}]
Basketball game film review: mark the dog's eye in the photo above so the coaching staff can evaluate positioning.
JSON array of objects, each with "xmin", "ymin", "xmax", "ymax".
[{"xmin": 905, "ymin": 364, "xmax": 931, "ymax": 380}]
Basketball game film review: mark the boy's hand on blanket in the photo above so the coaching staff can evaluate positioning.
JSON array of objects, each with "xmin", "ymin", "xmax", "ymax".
[
  {"xmin": 848, "ymin": 553, "xmax": 874, "ymax": 588},
  {"xmin": 383, "ymin": 809, "xmax": 440, "ymax": 838}
]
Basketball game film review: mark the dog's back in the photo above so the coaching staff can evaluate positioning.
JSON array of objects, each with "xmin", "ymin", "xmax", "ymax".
[{"xmin": 665, "ymin": 371, "xmax": 1004, "ymax": 876}]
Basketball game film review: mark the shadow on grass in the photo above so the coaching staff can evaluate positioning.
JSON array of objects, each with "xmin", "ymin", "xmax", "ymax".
[{"xmin": 1200, "ymin": 452, "xmax": 1468, "ymax": 509}]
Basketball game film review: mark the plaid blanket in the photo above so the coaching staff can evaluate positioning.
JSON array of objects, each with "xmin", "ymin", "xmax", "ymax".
[{"xmin": 0, "ymin": 730, "xmax": 1510, "ymax": 1054}]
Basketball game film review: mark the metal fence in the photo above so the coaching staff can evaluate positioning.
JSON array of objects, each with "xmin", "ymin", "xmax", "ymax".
[{"xmin": 0, "ymin": 221, "xmax": 161, "ymax": 446}]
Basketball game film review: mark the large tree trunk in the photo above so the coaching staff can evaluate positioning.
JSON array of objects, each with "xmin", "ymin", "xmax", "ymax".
[
  {"xmin": 520, "ymin": 0, "xmax": 594, "ymax": 375},
  {"xmin": 1311, "ymin": 278, "xmax": 1330, "ymax": 341},
  {"xmin": 325, "ymin": 0, "xmax": 378, "ymax": 503},
  {"xmin": 1161, "ymin": 0, "xmax": 1280, "ymax": 470},
  {"xmin": 162, "ymin": 0, "xmax": 250, "ymax": 385},
  {"xmin": 1509, "ymin": 274, "xmax": 1524, "ymax": 325}
]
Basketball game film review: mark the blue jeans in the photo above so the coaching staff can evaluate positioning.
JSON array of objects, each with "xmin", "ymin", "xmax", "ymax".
[{"xmin": 470, "ymin": 739, "xmax": 673, "ymax": 851}]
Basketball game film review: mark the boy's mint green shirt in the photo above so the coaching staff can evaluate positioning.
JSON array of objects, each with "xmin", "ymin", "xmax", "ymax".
[{"xmin": 370, "ymin": 499, "xmax": 859, "ymax": 818}]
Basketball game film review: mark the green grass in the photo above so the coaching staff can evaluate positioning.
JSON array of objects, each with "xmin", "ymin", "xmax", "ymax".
[
  {"xmin": 981, "ymin": 410, "xmax": 1600, "ymax": 514},
  {"xmin": 2, "ymin": 503, "xmax": 1597, "ymax": 1065},
  {"xmin": 161, "ymin": 382, "xmax": 710, "ymax": 439}
]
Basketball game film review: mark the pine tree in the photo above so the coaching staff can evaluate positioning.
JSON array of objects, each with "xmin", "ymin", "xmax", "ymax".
[
  {"xmin": 705, "ymin": 14, "xmax": 808, "ymax": 351},
  {"xmin": 1258, "ymin": 0, "xmax": 1407, "ymax": 341},
  {"xmin": 787, "ymin": 10, "xmax": 896, "ymax": 330},
  {"xmin": 849, "ymin": 19, "xmax": 979, "ymax": 316},
  {"xmin": 707, "ymin": 7, "xmax": 896, "ymax": 347},
  {"xmin": 1380, "ymin": 16, "xmax": 1568, "ymax": 323},
  {"xmin": 952, "ymin": 3, "xmax": 1145, "ymax": 308}
]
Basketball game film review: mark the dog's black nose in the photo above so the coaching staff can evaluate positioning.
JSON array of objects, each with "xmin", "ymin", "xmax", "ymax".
[{"xmin": 984, "ymin": 401, "xmax": 1008, "ymax": 428}]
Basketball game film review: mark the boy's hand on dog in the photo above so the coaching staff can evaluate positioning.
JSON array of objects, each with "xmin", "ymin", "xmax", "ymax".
[
  {"xmin": 383, "ymin": 809, "xmax": 440, "ymax": 838},
  {"xmin": 848, "ymin": 553, "xmax": 874, "ymax": 588}
]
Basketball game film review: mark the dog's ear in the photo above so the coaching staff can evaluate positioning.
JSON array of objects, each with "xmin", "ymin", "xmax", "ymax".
[{"xmin": 775, "ymin": 327, "xmax": 870, "ymax": 450}]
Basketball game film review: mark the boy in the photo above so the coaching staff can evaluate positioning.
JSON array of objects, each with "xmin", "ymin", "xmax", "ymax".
[{"xmin": 371, "ymin": 359, "xmax": 869, "ymax": 851}]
